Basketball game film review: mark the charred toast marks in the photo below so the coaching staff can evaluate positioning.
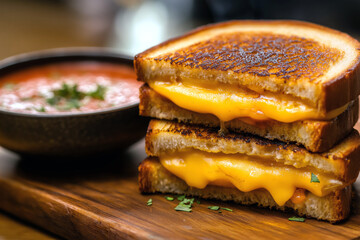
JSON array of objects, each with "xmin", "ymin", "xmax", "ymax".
[{"xmin": 154, "ymin": 33, "xmax": 343, "ymax": 81}]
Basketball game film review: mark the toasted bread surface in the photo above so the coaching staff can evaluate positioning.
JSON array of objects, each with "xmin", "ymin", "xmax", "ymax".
[
  {"xmin": 145, "ymin": 119, "xmax": 360, "ymax": 183},
  {"xmin": 135, "ymin": 20, "xmax": 360, "ymax": 112},
  {"xmin": 140, "ymin": 84, "xmax": 359, "ymax": 152},
  {"xmin": 139, "ymin": 157, "xmax": 352, "ymax": 223}
]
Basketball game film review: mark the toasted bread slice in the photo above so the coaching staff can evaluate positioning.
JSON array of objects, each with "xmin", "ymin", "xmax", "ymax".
[
  {"xmin": 135, "ymin": 20, "xmax": 360, "ymax": 114},
  {"xmin": 146, "ymin": 119, "xmax": 360, "ymax": 183},
  {"xmin": 139, "ymin": 157, "xmax": 352, "ymax": 223},
  {"xmin": 140, "ymin": 84, "xmax": 359, "ymax": 152}
]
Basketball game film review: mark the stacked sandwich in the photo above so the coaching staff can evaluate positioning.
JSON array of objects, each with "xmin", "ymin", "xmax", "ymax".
[{"xmin": 135, "ymin": 20, "xmax": 360, "ymax": 222}]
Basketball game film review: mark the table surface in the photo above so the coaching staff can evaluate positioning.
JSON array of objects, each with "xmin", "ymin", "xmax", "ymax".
[{"xmin": 0, "ymin": 139, "xmax": 145, "ymax": 240}]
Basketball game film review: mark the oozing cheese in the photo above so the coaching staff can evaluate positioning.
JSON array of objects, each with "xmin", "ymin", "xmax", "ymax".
[
  {"xmin": 149, "ymin": 81, "xmax": 348, "ymax": 123},
  {"xmin": 159, "ymin": 150, "xmax": 343, "ymax": 206}
]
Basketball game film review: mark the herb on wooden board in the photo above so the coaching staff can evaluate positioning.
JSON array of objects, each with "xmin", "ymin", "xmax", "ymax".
[
  {"xmin": 221, "ymin": 207, "xmax": 233, "ymax": 212},
  {"xmin": 174, "ymin": 197, "xmax": 194, "ymax": 212},
  {"xmin": 208, "ymin": 206, "xmax": 220, "ymax": 211},
  {"xmin": 288, "ymin": 216, "xmax": 305, "ymax": 222}
]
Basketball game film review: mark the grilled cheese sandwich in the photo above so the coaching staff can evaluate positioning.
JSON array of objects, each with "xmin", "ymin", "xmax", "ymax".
[{"xmin": 136, "ymin": 20, "xmax": 360, "ymax": 222}]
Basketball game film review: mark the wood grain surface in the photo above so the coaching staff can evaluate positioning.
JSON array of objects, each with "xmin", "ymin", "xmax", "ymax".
[{"xmin": 0, "ymin": 140, "xmax": 359, "ymax": 240}]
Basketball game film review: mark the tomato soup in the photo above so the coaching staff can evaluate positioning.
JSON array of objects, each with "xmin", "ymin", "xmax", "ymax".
[{"xmin": 0, "ymin": 62, "xmax": 142, "ymax": 113}]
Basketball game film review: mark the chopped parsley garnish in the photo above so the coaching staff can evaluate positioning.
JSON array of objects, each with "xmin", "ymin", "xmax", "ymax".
[
  {"xmin": 221, "ymin": 207, "xmax": 233, "ymax": 212},
  {"xmin": 88, "ymin": 85, "xmax": 107, "ymax": 100},
  {"xmin": 208, "ymin": 206, "xmax": 220, "ymax": 211},
  {"xmin": 165, "ymin": 196, "xmax": 174, "ymax": 201},
  {"xmin": 46, "ymin": 83, "xmax": 107, "ymax": 111},
  {"xmin": 288, "ymin": 216, "xmax": 305, "ymax": 222},
  {"xmin": 34, "ymin": 106, "xmax": 46, "ymax": 112},
  {"xmin": 56, "ymin": 99, "xmax": 81, "ymax": 111},
  {"xmin": 196, "ymin": 199, "xmax": 201, "ymax": 204},
  {"xmin": 46, "ymin": 83, "xmax": 84, "ymax": 108},
  {"xmin": 174, "ymin": 205, "xmax": 192, "ymax": 212},
  {"xmin": 208, "ymin": 206, "xmax": 233, "ymax": 212},
  {"xmin": 147, "ymin": 198, "xmax": 152, "ymax": 206},
  {"xmin": 46, "ymin": 96, "xmax": 58, "ymax": 106},
  {"xmin": 182, "ymin": 198, "xmax": 194, "ymax": 205},
  {"xmin": 310, "ymin": 173, "xmax": 320, "ymax": 183},
  {"xmin": 54, "ymin": 83, "xmax": 85, "ymax": 101},
  {"xmin": 174, "ymin": 197, "xmax": 194, "ymax": 212},
  {"xmin": 177, "ymin": 195, "xmax": 186, "ymax": 201}
]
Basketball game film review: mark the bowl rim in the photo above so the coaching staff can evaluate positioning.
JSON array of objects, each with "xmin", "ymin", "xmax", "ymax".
[{"xmin": 0, "ymin": 47, "xmax": 139, "ymax": 118}]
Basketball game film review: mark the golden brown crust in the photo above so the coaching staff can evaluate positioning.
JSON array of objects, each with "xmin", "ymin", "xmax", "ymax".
[
  {"xmin": 135, "ymin": 20, "xmax": 360, "ymax": 62},
  {"xmin": 139, "ymin": 84, "xmax": 359, "ymax": 152},
  {"xmin": 154, "ymin": 33, "xmax": 342, "ymax": 82},
  {"xmin": 138, "ymin": 157, "xmax": 352, "ymax": 222},
  {"xmin": 138, "ymin": 157, "xmax": 156, "ymax": 193},
  {"xmin": 134, "ymin": 20, "xmax": 360, "ymax": 112},
  {"xmin": 323, "ymin": 66, "xmax": 360, "ymax": 112},
  {"xmin": 145, "ymin": 119, "xmax": 360, "ymax": 183}
]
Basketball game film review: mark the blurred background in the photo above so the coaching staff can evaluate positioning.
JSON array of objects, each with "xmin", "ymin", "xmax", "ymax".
[{"xmin": 1, "ymin": 0, "xmax": 360, "ymax": 59}]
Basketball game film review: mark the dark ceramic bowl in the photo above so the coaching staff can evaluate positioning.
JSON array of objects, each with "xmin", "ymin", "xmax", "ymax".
[{"xmin": 0, "ymin": 48, "xmax": 148, "ymax": 157}]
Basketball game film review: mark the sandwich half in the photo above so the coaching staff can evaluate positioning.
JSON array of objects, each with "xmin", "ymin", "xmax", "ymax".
[
  {"xmin": 139, "ymin": 120, "xmax": 360, "ymax": 222},
  {"xmin": 135, "ymin": 20, "xmax": 360, "ymax": 152}
]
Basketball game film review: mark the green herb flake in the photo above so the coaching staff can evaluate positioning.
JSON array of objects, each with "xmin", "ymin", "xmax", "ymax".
[
  {"xmin": 174, "ymin": 197, "xmax": 195, "ymax": 212},
  {"xmin": 46, "ymin": 96, "xmax": 59, "ymax": 106},
  {"xmin": 182, "ymin": 198, "xmax": 194, "ymax": 205},
  {"xmin": 177, "ymin": 195, "xmax": 186, "ymax": 201},
  {"xmin": 46, "ymin": 83, "xmax": 84, "ymax": 108},
  {"xmin": 196, "ymin": 199, "xmax": 201, "ymax": 204},
  {"xmin": 218, "ymin": 211, "xmax": 222, "ymax": 213},
  {"xmin": 58, "ymin": 99, "xmax": 81, "ymax": 110},
  {"xmin": 147, "ymin": 198, "xmax": 152, "ymax": 206},
  {"xmin": 310, "ymin": 173, "xmax": 320, "ymax": 183},
  {"xmin": 221, "ymin": 207, "xmax": 233, "ymax": 212},
  {"xmin": 288, "ymin": 216, "xmax": 305, "ymax": 222},
  {"xmin": 165, "ymin": 196, "xmax": 174, "ymax": 201},
  {"xmin": 54, "ymin": 83, "xmax": 85, "ymax": 100},
  {"xmin": 34, "ymin": 106, "xmax": 46, "ymax": 112},
  {"xmin": 88, "ymin": 85, "xmax": 107, "ymax": 100},
  {"xmin": 174, "ymin": 205, "xmax": 192, "ymax": 212},
  {"xmin": 45, "ymin": 83, "xmax": 107, "ymax": 111},
  {"xmin": 208, "ymin": 206, "xmax": 220, "ymax": 211}
]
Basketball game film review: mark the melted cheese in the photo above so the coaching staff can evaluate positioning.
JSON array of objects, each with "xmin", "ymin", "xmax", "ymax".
[
  {"xmin": 149, "ymin": 81, "xmax": 348, "ymax": 123},
  {"xmin": 159, "ymin": 150, "xmax": 343, "ymax": 206}
]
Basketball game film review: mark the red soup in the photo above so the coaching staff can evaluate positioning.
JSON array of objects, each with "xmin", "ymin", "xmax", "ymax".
[{"xmin": 0, "ymin": 62, "xmax": 142, "ymax": 113}]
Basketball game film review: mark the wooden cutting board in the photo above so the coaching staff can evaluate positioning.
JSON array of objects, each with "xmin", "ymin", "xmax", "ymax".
[{"xmin": 0, "ymin": 140, "xmax": 359, "ymax": 240}]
